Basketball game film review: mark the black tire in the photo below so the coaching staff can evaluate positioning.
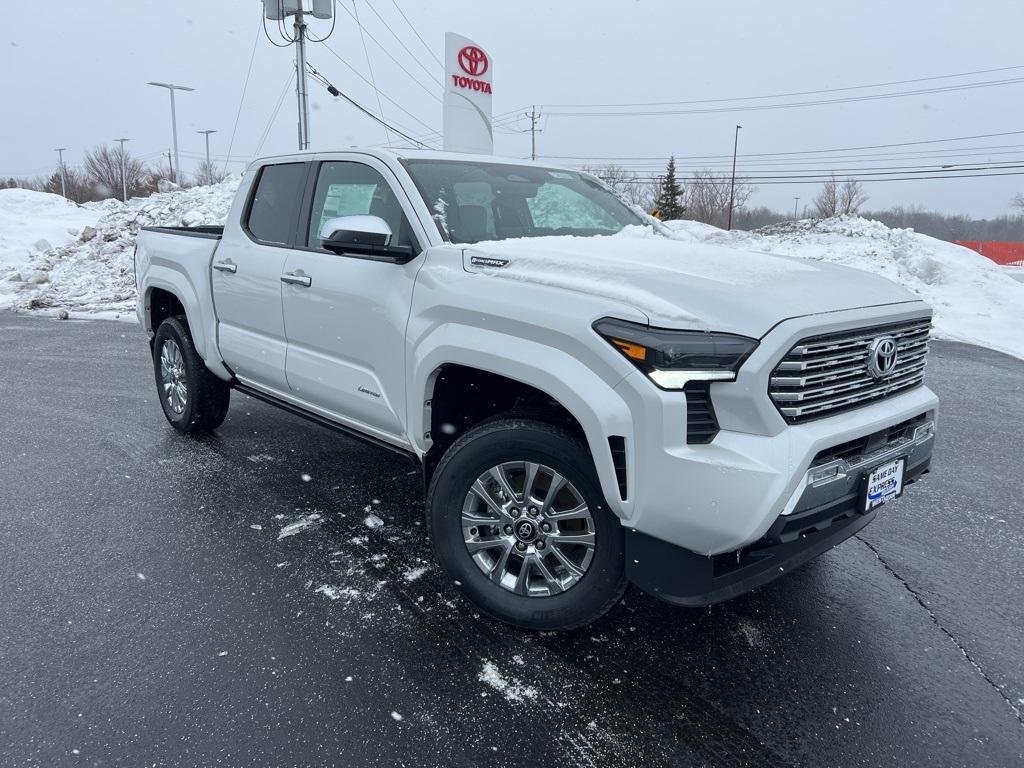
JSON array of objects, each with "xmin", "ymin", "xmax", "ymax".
[
  {"xmin": 427, "ymin": 418, "xmax": 627, "ymax": 631},
  {"xmin": 153, "ymin": 316, "xmax": 230, "ymax": 435}
]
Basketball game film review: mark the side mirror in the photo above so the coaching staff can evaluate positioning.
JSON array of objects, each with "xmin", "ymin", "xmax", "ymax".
[{"xmin": 318, "ymin": 215, "xmax": 415, "ymax": 263}]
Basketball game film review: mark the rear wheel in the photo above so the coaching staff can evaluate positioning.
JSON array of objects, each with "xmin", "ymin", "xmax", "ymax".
[
  {"xmin": 428, "ymin": 419, "xmax": 626, "ymax": 630},
  {"xmin": 153, "ymin": 316, "xmax": 230, "ymax": 435}
]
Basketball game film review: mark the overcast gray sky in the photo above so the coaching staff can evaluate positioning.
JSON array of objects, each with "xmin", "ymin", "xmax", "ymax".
[{"xmin": 3, "ymin": 0, "xmax": 1022, "ymax": 216}]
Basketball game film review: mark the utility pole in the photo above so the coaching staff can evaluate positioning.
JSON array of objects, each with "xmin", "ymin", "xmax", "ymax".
[
  {"xmin": 166, "ymin": 149, "xmax": 173, "ymax": 181},
  {"xmin": 147, "ymin": 82, "xmax": 195, "ymax": 184},
  {"xmin": 294, "ymin": 7, "xmax": 311, "ymax": 150},
  {"xmin": 53, "ymin": 147, "xmax": 67, "ymax": 199},
  {"xmin": 793, "ymin": 196, "xmax": 800, "ymax": 220},
  {"xmin": 525, "ymin": 106, "xmax": 540, "ymax": 161},
  {"xmin": 262, "ymin": 0, "xmax": 332, "ymax": 151},
  {"xmin": 197, "ymin": 129, "xmax": 217, "ymax": 170},
  {"xmin": 726, "ymin": 124, "xmax": 742, "ymax": 231},
  {"xmin": 115, "ymin": 138, "xmax": 130, "ymax": 202}
]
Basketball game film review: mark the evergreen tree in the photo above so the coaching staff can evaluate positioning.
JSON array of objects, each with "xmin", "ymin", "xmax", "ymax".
[{"xmin": 653, "ymin": 156, "xmax": 685, "ymax": 220}]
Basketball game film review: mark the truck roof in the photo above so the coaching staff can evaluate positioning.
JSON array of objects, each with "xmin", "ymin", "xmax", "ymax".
[{"xmin": 248, "ymin": 147, "xmax": 570, "ymax": 172}]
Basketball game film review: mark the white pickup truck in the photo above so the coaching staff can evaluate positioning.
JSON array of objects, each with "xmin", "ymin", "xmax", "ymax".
[{"xmin": 135, "ymin": 149, "xmax": 938, "ymax": 630}]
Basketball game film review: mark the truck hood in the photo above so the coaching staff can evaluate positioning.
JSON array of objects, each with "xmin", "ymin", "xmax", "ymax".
[{"xmin": 463, "ymin": 230, "xmax": 921, "ymax": 337}]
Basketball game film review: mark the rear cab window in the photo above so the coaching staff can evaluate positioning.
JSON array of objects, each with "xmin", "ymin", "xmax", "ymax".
[{"xmin": 245, "ymin": 162, "xmax": 308, "ymax": 246}]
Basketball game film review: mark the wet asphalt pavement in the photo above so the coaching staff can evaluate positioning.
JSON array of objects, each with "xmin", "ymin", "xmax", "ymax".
[{"xmin": 0, "ymin": 313, "xmax": 1022, "ymax": 768}]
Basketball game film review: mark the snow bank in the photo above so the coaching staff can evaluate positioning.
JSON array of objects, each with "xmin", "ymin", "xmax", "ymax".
[
  {"xmin": 666, "ymin": 216, "xmax": 1024, "ymax": 360},
  {"xmin": 0, "ymin": 189, "xmax": 100, "ymax": 268},
  {"xmin": 0, "ymin": 178, "xmax": 240, "ymax": 317}
]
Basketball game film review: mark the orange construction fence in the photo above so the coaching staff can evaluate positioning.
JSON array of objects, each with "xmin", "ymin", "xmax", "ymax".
[{"xmin": 954, "ymin": 241, "xmax": 1024, "ymax": 267}]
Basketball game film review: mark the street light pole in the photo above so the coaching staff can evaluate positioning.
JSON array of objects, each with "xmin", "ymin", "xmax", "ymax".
[
  {"xmin": 147, "ymin": 82, "xmax": 195, "ymax": 184},
  {"xmin": 115, "ymin": 138, "xmax": 130, "ymax": 202},
  {"xmin": 53, "ymin": 147, "xmax": 67, "ymax": 199},
  {"xmin": 727, "ymin": 124, "xmax": 742, "ymax": 231},
  {"xmin": 197, "ymin": 129, "xmax": 217, "ymax": 168}
]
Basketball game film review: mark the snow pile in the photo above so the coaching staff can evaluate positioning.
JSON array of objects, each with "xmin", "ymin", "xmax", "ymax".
[
  {"xmin": 0, "ymin": 178, "xmax": 240, "ymax": 317},
  {"xmin": 0, "ymin": 188, "xmax": 100, "ymax": 267},
  {"xmin": 667, "ymin": 215, "xmax": 1024, "ymax": 360}
]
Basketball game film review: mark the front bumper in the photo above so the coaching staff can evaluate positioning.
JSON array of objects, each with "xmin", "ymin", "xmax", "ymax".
[
  {"xmin": 626, "ymin": 434, "xmax": 933, "ymax": 606},
  {"xmin": 610, "ymin": 304, "xmax": 940, "ymax": 556}
]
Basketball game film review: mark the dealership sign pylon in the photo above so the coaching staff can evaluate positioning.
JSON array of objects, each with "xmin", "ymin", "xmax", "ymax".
[{"xmin": 443, "ymin": 32, "xmax": 493, "ymax": 154}]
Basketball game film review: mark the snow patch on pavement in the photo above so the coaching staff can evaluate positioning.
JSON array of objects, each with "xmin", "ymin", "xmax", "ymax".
[
  {"xmin": 277, "ymin": 513, "xmax": 323, "ymax": 540},
  {"xmin": 315, "ymin": 584, "xmax": 362, "ymax": 601},
  {"xmin": 478, "ymin": 660, "xmax": 538, "ymax": 702},
  {"xmin": 402, "ymin": 565, "xmax": 429, "ymax": 582}
]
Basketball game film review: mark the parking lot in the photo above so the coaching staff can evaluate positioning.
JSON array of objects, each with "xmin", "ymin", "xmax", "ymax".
[{"xmin": 1, "ymin": 313, "xmax": 1022, "ymax": 767}]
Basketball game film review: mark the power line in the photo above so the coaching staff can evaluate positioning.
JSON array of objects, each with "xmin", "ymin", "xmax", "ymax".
[
  {"xmin": 361, "ymin": 0, "xmax": 441, "ymax": 86},
  {"xmin": 224, "ymin": 16, "xmax": 262, "ymax": 174},
  {"xmin": 349, "ymin": 0, "xmax": 390, "ymax": 145},
  {"xmin": 544, "ymin": 77, "xmax": 1024, "ymax": 117},
  {"xmin": 573, "ymin": 150, "xmax": 1024, "ymax": 174},
  {"xmin": 333, "ymin": 0, "xmax": 443, "ymax": 101},
  {"xmin": 620, "ymin": 169, "xmax": 1024, "ymax": 186},
  {"xmin": 254, "ymin": 69, "xmax": 296, "ymax": 157},
  {"xmin": 386, "ymin": 0, "xmax": 443, "ymax": 68},
  {"xmin": 316, "ymin": 40, "xmax": 439, "ymax": 136},
  {"xmin": 539, "ymin": 63, "xmax": 1024, "ymax": 109},
  {"xmin": 306, "ymin": 63, "xmax": 431, "ymax": 148},
  {"xmin": 537, "ymin": 129, "xmax": 1024, "ymax": 162}
]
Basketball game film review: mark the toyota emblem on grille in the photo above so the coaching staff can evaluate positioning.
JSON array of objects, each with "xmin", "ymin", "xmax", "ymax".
[{"xmin": 867, "ymin": 335, "xmax": 899, "ymax": 378}]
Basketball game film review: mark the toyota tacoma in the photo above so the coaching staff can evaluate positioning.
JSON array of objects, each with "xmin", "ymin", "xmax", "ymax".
[{"xmin": 134, "ymin": 149, "xmax": 938, "ymax": 630}]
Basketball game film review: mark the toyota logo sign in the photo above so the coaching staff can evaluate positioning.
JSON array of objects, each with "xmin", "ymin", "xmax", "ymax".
[
  {"xmin": 867, "ymin": 335, "xmax": 899, "ymax": 379},
  {"xmin": 458, "ymin": 45, "xmax": 489, "ymax": 77}
]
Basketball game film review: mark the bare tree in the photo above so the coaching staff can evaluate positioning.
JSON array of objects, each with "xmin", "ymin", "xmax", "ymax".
[
  {"xmin": 684, "ymin": 169, "xmax": 753, "ymax": 227},
  {"xmin": 1012, "ymin": 192, "xmax": 1024, "ymax": 213},
  {"xmin": 83, "ymin": 144, "xmax": 149, "ymax": 200},
  {"xmin": 193, "ymin": 160, "xmax": 227, "ymax": 187},
  {"xmin": 581, "ymin": 163, "xmax": 655, "ymax": 210},
  {"xmin": 839, "ymin": 178, "xmax": 869, "ymax": 215},
  {"xmin": 814, "ymin": 175, "xmax": 840, "ymax": 218},
  {"xmin": 42, "ymin": 167, "xmax": 99, "ymax": 204}
]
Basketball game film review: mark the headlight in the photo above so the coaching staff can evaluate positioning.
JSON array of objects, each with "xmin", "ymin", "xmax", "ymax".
[{"xmin": 594, "ymin": 318, "xmax": 758, "ymax": 390}]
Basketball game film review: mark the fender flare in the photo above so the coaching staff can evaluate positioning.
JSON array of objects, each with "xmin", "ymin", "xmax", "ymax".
[
  {"xmin": 409, "ymin": 324, "xmax": 636, "ymax": 520},
  {"xmin": 142, "ymin": 266, "xmax": 231, "ymax": 381}
]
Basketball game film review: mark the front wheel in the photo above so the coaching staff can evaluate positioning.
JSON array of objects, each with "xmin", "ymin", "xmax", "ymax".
[
  {"xmin": 153, "ymin": 316, "xmax": 230, "ymax": 435},
  {"xmin": 427, "ymin": 419, "xmax": 626, "ymax": 630}
]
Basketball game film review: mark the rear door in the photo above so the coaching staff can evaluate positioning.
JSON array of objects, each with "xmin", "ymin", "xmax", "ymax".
[
  {"xmin": 280, "ymin": 158, "xmax": 425, "ymax": 444},
  {"xmin": 211, "ymin": 161, "xmax": 308, "ymax": 392}
]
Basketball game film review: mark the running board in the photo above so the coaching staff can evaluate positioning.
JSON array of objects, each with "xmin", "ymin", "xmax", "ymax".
[{"xmin": 233, "ymin": 382, "xmax": 419, "ymax": 463}]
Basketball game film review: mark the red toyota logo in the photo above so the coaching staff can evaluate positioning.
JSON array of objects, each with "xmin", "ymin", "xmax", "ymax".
[{"xmin": 458, "ymin": 46, "xmax": 489, "ymax": 77}]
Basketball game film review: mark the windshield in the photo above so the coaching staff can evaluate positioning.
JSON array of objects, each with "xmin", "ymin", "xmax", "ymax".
[{"xmin": 401, "ymin": 159, "xmax": 646, "ymax": 244}]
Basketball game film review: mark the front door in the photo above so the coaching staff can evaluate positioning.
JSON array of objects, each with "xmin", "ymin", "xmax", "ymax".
[
  {"xmin": 280, "ymin": 159, "xmax": 424, "ymax": 444},
  {"xmin": 212, "ymin": 161, "xmax": 308, "ymax": 393}
]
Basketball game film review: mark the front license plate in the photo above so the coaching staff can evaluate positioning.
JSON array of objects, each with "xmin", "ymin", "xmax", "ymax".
[{"xmin": 863, "ymin": 458, "xmax": 905, "ymax": 512}]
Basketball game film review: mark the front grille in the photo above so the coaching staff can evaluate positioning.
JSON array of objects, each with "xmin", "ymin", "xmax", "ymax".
[{"xmin": 769, "ymin": 317, "xmax": 931, "ymax": 424}]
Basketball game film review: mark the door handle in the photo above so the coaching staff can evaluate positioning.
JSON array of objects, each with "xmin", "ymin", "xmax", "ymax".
[
  {"xmin": 280, "ymin": 272, "xmax": 312, "ymax": 287},
  {"xmin": 213, "ymin": 260, "xmax": 237, "ymax": 273}
]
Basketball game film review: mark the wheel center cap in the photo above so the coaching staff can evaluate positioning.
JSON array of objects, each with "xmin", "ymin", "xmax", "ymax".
[{"xmin": 513, "ymin": 519, "xmax": 538, "ymax": 543}]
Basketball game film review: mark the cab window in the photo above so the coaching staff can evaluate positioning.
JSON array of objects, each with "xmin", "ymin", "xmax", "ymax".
[
  {"xmin": 306, "ymin": 162, "xmax": 418, "ymax": 251},
  {"xmin": 245, "ymin": 162, "xmax": 307, "ymax": 246}
]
